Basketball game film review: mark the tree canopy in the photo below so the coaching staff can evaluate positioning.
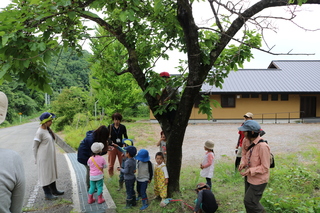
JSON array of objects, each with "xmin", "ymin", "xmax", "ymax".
[{"xmin": 1, "ymin": 0, "xmax": 319, "ymax": 195}]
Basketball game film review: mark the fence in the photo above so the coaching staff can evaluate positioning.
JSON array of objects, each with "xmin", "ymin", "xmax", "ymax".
[{"xmin": 254, "ymin": 111, "xmax": 304, "ymax": 124}]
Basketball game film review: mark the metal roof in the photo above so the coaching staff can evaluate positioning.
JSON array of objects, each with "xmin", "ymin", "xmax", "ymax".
[{"xmin": 201, "ymin": 60, "xmax": 320, "ymax": 93}]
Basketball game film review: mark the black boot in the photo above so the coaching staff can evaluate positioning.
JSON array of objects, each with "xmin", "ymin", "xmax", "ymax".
[
  {"xmin": 131, "ymin": 195, "xmax": 137, "ymax": 206},
  {"xmin": 124, "ymin": 199, "xmax": 132, "ymax": 209},
  {"xmin": 49, "ymin": 181, "xmax": 64, "ymax": 196},
  {"xmin": 117, "ymin": 181, "xmax": 124, "ymax": 191},
  {"xmin": 43, "ymin": 185, "xmax": 58, "ymax": 200}
]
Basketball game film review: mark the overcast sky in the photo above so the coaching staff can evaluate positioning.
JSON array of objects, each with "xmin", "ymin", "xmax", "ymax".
[{"xmin": 1, "ymin": 0, "xmax": 320, "ymax": 72}]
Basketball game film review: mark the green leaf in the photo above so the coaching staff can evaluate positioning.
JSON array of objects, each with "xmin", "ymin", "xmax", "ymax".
[
  {"xmin": 2, "ymin": 35, "xmax": 8, "ymax": 46},
  {"xmin": 38, "ymin": 42, "xmax": 46, "ymax": 51}
]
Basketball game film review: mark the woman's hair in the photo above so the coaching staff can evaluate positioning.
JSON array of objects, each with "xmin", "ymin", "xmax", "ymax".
[
  {"xmin": 155, "ymin": 151, "xmax": 165, "ymax": 159},
  {"xmin": 112, "ymin": 112, "xmax": 123, "ymax": 121},
  {"xmin": 47, "ymin": 127, "xmax": 56, "ymax": 140},
  {"xmin": 246, "ymin": 131, "xmax": 260, "ymax": 139},
  {"xmin": 94, "ymin": 125, "xmax": 109, "ymax": 151}
]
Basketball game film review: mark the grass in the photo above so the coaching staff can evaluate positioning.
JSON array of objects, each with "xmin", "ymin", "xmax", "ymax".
[{"xmin": 62, "ymin": 120, "xmax": 320, "ymax": 213}]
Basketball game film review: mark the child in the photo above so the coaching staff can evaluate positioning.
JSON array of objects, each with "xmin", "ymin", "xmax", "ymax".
[
  {"xmin": 194, "ymin": 183, "xmax": 218, "ymax": 213},
  {"xmin": 135, "ymin": 149, "xmax": 153, "ymax": 210},
  {"xmin": 117, "ymin": 145, "xmax": 137, "ymax": 208},
  {"xmin": 154, "ymin": 152, "xmax": 169, "ymax": 204},
  {"xmin": 87, "ymin": 142, "xmax": 107, "ymax": 204},
  {"xmin": 113, "ymin": 138, "xmax": 134, "ymax": 191},
  {"xmin": 156, "ymin": 131, "xmax": 167, "ymax": 161},
  {"xmin": 200, "ymin": 140, "xmax": 215, "ymax": 190}
]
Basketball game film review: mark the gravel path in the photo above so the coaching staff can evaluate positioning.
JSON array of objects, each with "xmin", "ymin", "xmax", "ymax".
[{"xmin": 143, "ymin": 123, "xmax": 320, "ymax": 167}]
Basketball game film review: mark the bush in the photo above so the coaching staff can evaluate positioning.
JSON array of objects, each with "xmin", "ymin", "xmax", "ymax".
[
  {"xmin": 72, "ymin": 113, "xmax": 89, "ymax": 129},
  {"xmin": 53, "ymin": 116, "xmax": 69, "ymax": 132}
]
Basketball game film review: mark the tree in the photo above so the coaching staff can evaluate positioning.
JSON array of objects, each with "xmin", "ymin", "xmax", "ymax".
[
  {"xmin": 0, "ymin": 0, "xmax": 319, "ymax": 195},
  {"xmin": 89, "ymin": 27, "xmax": 145, "ymax": 116}
]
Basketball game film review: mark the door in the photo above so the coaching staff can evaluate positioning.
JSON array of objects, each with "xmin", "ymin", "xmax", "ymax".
[{"xmin": 300, "ymin": 96, "xmax": 316, "ymax": 118}]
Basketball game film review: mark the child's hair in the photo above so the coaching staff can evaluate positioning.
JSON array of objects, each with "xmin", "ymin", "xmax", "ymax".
[{"xmin": 155, "ymin": 151, "xmax": 165, "ymax": 159}]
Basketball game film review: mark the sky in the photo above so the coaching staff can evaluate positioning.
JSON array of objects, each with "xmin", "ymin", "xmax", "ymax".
[{"xmin": 1, "ymin": 0, "xmax": 320, "ymax": 72}]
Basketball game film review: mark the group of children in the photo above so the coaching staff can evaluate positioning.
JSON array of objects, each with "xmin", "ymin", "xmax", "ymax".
[{"xmin": 86, "ymin": 131, "xmax": 217, "ymax": 212}]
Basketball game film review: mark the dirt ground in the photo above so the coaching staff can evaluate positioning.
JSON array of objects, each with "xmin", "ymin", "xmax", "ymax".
[{"xmin": 143, "ymin": 122, "xmax": 320, "ymax": 167}]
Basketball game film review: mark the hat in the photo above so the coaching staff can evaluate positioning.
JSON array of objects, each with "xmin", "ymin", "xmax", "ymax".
[
  {"xmin": 160, "ymin": 71, "xmax": 170, "ymax": 78},
  {"xmin": 122, "ymin": 138, "xmax": 134, "ymax": 146},
  {"xmin": 238, "ymin": 120, "xmax": 261, "ymax": 132},
  {"xmin": 204, "ymin": 140, "xmax": 214, "ymax": 150},
  {"xmin": 124, "ymin": 146, "xmax": 137, "ymax": 157},
  {"xmin": 195, "ymin": 182, "xmax": 210, "ymax": 191},
  {"xmin": 244, "ymin": 112, "xmax": 253, "ymax": 118},
  {"xmin": 91, "ymin": 142, "xmax": 104, "ymax": 154},
  {"xmin": 0, "ymin": 92, "xmax": 8, "ymax": 124},
  {"xmin": 135, "ymin": 149, "xmax": 150, "ymax": 162},
  {"xmin": 40, "ymin": 112, "xmax": 56, "ymax": 124}
]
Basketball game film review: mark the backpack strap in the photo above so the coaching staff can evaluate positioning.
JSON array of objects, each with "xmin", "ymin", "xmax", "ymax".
[{"xmin": 147, "ymin": 161, "xmax": 153, "ymax": 181}]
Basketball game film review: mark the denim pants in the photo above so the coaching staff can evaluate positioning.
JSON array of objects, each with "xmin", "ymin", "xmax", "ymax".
[
  {"xmin": 244, "ymin": 178, "xmax": 267, "ymax": 213},
  {"xmin": 137, "ymin": 181, "xmax": 148, "ymax": 199},
  {"xmin": 125, "ymin": 179, "xmax": 136, "ymax": 200}
]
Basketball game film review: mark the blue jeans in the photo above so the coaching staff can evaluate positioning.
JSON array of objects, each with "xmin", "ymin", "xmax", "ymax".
[
  {"xmin": 89, "ymin": 179, "xmax": 104, "ymax": 195},
  {"xmin": 125, "ymin": 179, "xmax": 136, "ymax": 200},
  {"xmin": 137, "ymin": 181, "xmax": 148, "ymax": 199}
]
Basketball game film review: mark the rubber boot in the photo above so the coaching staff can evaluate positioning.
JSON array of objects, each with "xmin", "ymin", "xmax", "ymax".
[
  {"xmin": 136, "ymin": 196, "xmax": 141, "ymax": 201},
  {"xmin": 49, "ymin": 181, "xmax": 64, "ymax": 196},
  {"xmin": 140, "ymin": 198, "xmax": 149, "ymax": 210},
  {"xmin": 98, "ymin": 194, "xmax": 105, "ymax": 204},
  {"xmin": 43, "ymin": 185, "xmax": 58, "ymax": 200},
  {"xmin": 117, "ymin": 181, "xmax": 124, "ymax": 191},
  {"xmin": 124, "ymin": 199, "xmax": 132, "ymax": 209},
  {"xmin": 131, "ymin": 195, "xmax": 137, "ymax": 206},
  {"xmin": 88, "ymin": 194, "xmax": 95, "ymax": 204}
]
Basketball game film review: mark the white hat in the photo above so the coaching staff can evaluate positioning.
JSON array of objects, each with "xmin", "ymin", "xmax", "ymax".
[
  {"xmin": 204, "ymin": 140, "xmax": 214, "ymax": 150},
  {"xmin": 91, "ymin": 142, "xmax": 104, "ymax": 154},
  {"xmin": 244, "ymin": 112, "xmax": 253, "ymax": 118},
  {"xmin": 0, "ymin": 92, "xmax": 8, "ymax": 124}
]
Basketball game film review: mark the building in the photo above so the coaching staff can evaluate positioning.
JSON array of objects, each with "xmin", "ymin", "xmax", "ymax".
[{"xmin": 151, "ymin": 60, "xmax": 320, "ymax": 122}]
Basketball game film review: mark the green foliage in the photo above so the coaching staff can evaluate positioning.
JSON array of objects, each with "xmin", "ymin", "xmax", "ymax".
[
  {"xmin": 198, "ymin": 94, "xmax": 221, "ymax": 120},
  {"xmin": 51, "ymin": 87, "xmax": 92, "ymax": 130},
  {"xmin": 47, "ymin": 48, "xmax": 92, "ymax": 92},
  {"xmin": 0, "ymin": 81, "xmax": 43, "ymax": 123},
  {"xmin": 90, "ymin": 28, "xmax": 146, "ymax": 116}
]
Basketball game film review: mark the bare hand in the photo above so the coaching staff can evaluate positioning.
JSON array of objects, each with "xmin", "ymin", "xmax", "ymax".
[{"xmin": 240, "ymin": 169, "xmax": 250, "ymax": 176}]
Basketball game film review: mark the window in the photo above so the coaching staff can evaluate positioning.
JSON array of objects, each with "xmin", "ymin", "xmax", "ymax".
[
  {"xmin": 281, "ymin": 94, "xmax": 289, "ymax": 101},
  {"xmin": 221, "ymin": 95, "xmax": 235, "ymax": 107},
  {"xmin": 242, "ymin": 94, "xmax": 249, "ymax": 98},
  {"xmin": 261, "ymin": 94, "xmax": 268, "ymax": 101},
  {"xmin": 251, "ymin": 94, "xmax": 259, "ymax": 98},
  {"xmin": 271, "ymin": 94, "xmax": 278, "ymax": 101}
]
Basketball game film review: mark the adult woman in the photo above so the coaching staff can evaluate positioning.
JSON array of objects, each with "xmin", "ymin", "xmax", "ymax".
[
  {"xmin": 33, "ymin": 112, "xmax": 64, "ymax": 200},
  {"xmin": 238, "ymin": 120, "xmax": 270, "ymax": 212},
  {"xmin": 77, "ymin": 125, "xmax": 109, "ymax": 189},
  {"xmin": 107, "ymin": 113, "xmax": 128, "ymax": 176}
]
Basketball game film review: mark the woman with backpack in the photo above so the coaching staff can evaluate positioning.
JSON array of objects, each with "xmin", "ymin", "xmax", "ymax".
[{"xmin": 77, "ymin": 125, "xmax": 109, "ymax": 189}]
